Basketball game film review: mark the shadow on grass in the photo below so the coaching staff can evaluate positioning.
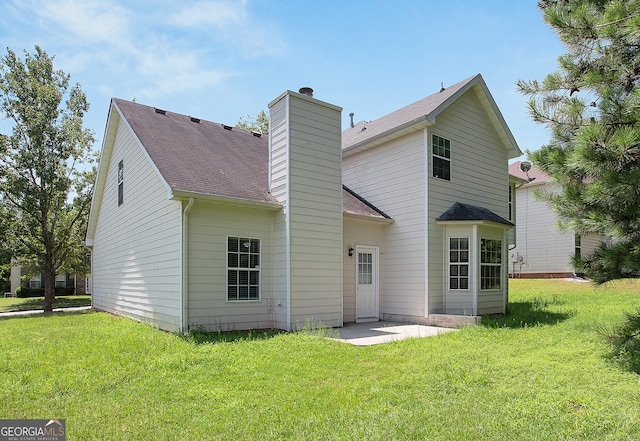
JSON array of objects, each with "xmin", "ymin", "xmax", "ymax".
[
  {"xmin": 182, "ymin": 327, "xmax": 285, "ymax": 345},
  {"xmin": 1, "ymin": 296, "xmax": 92, "ymax": 312},
  {"xmin": 482, "ymin": 297, "xmax": 575, "ymax": 329}
]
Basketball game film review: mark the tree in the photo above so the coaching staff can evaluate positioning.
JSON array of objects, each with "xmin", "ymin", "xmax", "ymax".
[
  {"xmin": 0, "ymin": 46, "xmax": 95, "ymax": 311},
  {"xmin": 236, "ymin": 109, "xmax": 268, "ymax": 134},
  {"xmin": 517, "ymin": 0, "xmax": 640, "ymax": 283}
]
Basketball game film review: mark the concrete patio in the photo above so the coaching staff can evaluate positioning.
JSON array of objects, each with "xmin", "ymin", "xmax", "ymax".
[{"xmin": 332, "ymin": 321, "xmax": 457, "ymax": 346}]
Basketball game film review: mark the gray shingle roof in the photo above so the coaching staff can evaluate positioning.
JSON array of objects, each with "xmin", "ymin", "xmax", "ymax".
[
  {"xmin": 114, "ymin": 98, "xmax": 280, "ymax": 205},
  {"xmin": 342, "ymin": 185, "xmax": 391, "ymax": 220},
  {"xmin": 112, "ymin": 98, "xmax": 388, "ymax": 219},
  {"xmin": 436, "ymin": 202, "xmax": 513, "ymax": 226},
  {"xmin": 342, "ymin": 75, "xmax": 478, "ymax": 150}
]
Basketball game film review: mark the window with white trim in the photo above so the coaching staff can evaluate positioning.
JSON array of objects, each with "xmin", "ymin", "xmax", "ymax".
[
  {"xmin": 29, "ymin": 277, "xmax": 41, "ymax": 289},
  {"xmin": 449, "ymin": 237, "xmax": 469, "ymax": 290},
  {"xmin": 432, "ymin": 134, "xmax": 451, "ymax": 181},
  {"xmin": 481, "ymin": 239, "xmax": 502, "ymax": 290},
  {"xmin": 227, "ymin": 237, "xmax": 260, "ymax": 301},
  {"xmin": 508, "ymin": 185, "xmax": 513, "ymax": 221},
  {"xmin": 117, "ymin": 160, "xmax": 124, "ymax": 206},
  {"xmin": 55, "ymin": 274, "xmax": 67, "ymax": 288},
  {"xmin": 574, "ymin": 234, "xmax": 582, "ymax": 258}
]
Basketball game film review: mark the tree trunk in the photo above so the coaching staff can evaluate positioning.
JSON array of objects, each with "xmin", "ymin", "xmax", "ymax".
[{"xmin": 43, "ymin": 257, "xmax": 56, "ymax": 312}]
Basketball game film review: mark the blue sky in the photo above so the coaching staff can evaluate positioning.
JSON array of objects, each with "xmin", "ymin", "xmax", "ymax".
[{"xmin": 0, "ymin": 0, "xmax": 564, "ymax": 161}]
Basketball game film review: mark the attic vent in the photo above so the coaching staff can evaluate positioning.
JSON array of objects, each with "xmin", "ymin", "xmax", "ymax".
[
  {"xmin": 252, "ymin": 131, "xmax": 262, "ymax": 138},
  {"xmin": 155, "ymin": 108, "xmax": 166, "ymax": 115},
  {"xmin": 190, "ymin": 116, "xmax": 200, "ymax": 123},
  {"xmin": 222, "ymin": 124, "xmax": 233, "ymax": 131}
]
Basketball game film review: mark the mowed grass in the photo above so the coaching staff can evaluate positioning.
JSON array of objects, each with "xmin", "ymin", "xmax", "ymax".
[
  {"xmin": 1, "ymin": 280, "xmax": 640, "ymax": 440},
  {"xmin": 0, "ymin": 295, "xmax": 91, "ymax": 312}
]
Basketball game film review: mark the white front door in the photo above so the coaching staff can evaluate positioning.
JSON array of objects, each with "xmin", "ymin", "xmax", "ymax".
[{"xmin": 356, "ymin": 246, "xmax": 379, "ymax": 322}]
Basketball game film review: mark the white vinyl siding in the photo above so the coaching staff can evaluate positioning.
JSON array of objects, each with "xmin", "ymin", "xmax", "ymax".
[
  {"xmin": 345, "ymin": 84, "xmax": 511, "ymax": 319},
  {"xmin": 287, "ymin": 93, "xmax": 343, "ymax": 329},
  {"xmin": 513, "ymin": 182, "xmax": 575, "ymax": 275},
  {"xmin": 427, "ymin": 88, "xmax": 510, "ymax": 314},
  {"xmin": 91, "ymin": 117, "xmax": 182, "ymax": 331},
  {"xmin": 513, "ymin": 181, "xmax": 603, "ymax": 276},
  {"xmin": 343, "ymin": 130, "xmax": 426, "ymax": 319},
  {"xmin": 187, "ymin": 204, "xmax": 273, "ymax": 331},
  {"xmin": 268, "ymin": 95, "xmax": 289, "ymax": 329},
  {"xmin": 343, "ymin": 219, "xmax": 385, "ymax": 323},
  {"xmin": 268, "ymin": 91, "xmax": 343, "ymax": 330},
  {"xmin": 476, "ymin": 226, "xmax": 508, "ymax": 315}
]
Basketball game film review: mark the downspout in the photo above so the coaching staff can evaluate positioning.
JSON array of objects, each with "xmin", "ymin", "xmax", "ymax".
[{"xmin": 182, "ymin": 197, "xmax": 195, "ymax": 332}]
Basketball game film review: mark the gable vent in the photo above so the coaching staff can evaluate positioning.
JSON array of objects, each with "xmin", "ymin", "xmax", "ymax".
[
  {"xmin": 222, "ymin": 124, "xmax": 233, "ymax": 131},
  {"xmin": 154, "ymin": 108, "xmax": 166, "ymax": 115},
  {"xmin": 190, "ymin": 116, "xmax": 200, "ymax": 123}
]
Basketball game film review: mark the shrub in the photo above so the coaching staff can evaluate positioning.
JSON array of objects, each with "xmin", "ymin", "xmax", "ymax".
[
  {"xmin": 16, "ymin": 286, "xmax": 77, "ymax": 298},
  {"xmin": 602, "ymin": 309, "xmax": 640, "ymax": 374},
  {"xmin": 16, "ymin": 286, "xmax": 43, "ymax": 298}
]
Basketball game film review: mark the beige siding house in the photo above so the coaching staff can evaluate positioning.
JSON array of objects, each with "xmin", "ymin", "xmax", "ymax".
[
  {"xmin": 509, "ymin": 162, "xmax": 600, "ymax": 278},
  {"xmin": 86, "ymin": 74, "xmax": 520, "ymax": 332}
]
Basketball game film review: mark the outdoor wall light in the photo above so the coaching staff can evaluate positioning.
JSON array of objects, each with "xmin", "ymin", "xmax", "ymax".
[{"xmin": 348, "ymin": 247, "xmax": 354, "ymax": 257}]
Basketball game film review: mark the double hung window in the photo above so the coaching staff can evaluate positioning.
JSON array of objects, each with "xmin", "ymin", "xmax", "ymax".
[
  {"xmin": 227, "ymin": 237, "xmax": 260, "ymax": 301},
  {"xmin": 117, "ymin": 160, "xmax": 124, "ymax": 206},
  {"xmin": 480, "ymin": 239, "xmax": 502, "ymax": 290},
  {"xmin": 449, "ymin": 238, "xmax": 469, "ymax": 290},
  {"xmin": 432, "ymin": 134, "xmax": 451, "ymax": 181}
]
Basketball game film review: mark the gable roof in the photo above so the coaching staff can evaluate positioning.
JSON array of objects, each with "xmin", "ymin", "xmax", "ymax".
[
  {"xmin": 342, "ymin": 74, "xmax": 521, "ymax": 159},
  {"xmin": 113, "ymin": 98, "xmax": 280, "ymax": 205},
  {"xmin": 436, "ymin": 202, "xmax": 513, "ymax": 226},
  {"xmin": 87, "ymin": 98, "xmax": 390, "ymax": 241}
]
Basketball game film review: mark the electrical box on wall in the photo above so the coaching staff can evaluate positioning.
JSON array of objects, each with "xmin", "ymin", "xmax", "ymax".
[{"xmin": 509, "ymin": 251, "xmax": 522, "ymax": 263}]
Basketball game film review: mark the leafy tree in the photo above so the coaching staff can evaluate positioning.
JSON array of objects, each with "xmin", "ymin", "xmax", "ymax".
[
  {"xmin": 518, "ymin": 0, "xmax": 640, "ymax": 283},
  {"xmin": 0, "ymin": 46, "xmax": 95, "ymax": 311},
  {"xmin": 237, "ymin": 109, "xmax": 268, "ymax": 134}
]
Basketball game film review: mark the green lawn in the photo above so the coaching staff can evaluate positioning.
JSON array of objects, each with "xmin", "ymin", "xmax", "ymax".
[
  {"xmin": 0, "ymin": 295, "xmax": 91, "ymax": 312},
  {"xmin": 1, "ymin": 280, "xmax": 640, "ymax": 440}
]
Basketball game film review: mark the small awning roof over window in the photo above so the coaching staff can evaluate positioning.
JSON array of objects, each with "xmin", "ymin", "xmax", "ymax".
[{"xmin": 436, "ymin": 202, "xmax": 513, "ymax": 227}]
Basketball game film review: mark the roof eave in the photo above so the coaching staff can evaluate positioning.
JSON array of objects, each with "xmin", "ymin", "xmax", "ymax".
[
  {"xmin": 342, "ymin": 116, "xmax": 432, "ymax": 157},
  {"xmin": 85, "ymin": 100, "xmax": 120, "ymax": 242},
  {"xmin": 343, "ymin": 213, "xmax": 395, "ymax": 224},
  {"xmin": 436, "ymin": 219, "xmax": 514, "ymax": 229},
  {"xmin": 170, "ymin": 190, "xmax": 282, "ymax": 210}
]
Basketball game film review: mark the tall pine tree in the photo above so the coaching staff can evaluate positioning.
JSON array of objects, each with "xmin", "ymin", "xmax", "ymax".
[{"xmin": 518, "ymin": 0, "xmax": 640, "ymax": 283}]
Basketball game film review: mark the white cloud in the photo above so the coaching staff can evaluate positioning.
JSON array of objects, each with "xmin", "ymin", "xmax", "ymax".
[
  {"xmin": 34, "ymin": 0, "xmax": 132, "ymax": 45},
  {"xmin": 170, "ymin": 0, "xmax": 247, "ymax": 29}
]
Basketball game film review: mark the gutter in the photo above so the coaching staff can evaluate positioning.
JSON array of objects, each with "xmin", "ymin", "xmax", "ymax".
[{"xmin": 342, "ymin": 115, "xmax": 432, "ymax": 156}]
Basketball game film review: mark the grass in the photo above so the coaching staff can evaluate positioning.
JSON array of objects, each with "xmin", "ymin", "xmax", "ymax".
[
  {"xmin": 1, "ymin": 279, "xmax": 640, "ymax": 440},
  {"xmin": 0, "ymin": 295, "xmax": 91, "ymax": 312}
]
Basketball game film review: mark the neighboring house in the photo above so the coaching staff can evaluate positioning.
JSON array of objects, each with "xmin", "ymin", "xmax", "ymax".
[
  {"xmin": 508, "ymin": 161, "xmax": 600, "ymax": 278},
  {"xmin": 8, "ymin": 265, "xmax": 88, "ymax": 296},
  {"xmin": 86, "ymin": 74, "xmax": 521, "ymax": 332}
]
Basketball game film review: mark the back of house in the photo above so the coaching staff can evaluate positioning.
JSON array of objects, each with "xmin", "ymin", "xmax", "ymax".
[{"xmin": 86, "ymin": 75, "xmax": 520, "ymax": 332}]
